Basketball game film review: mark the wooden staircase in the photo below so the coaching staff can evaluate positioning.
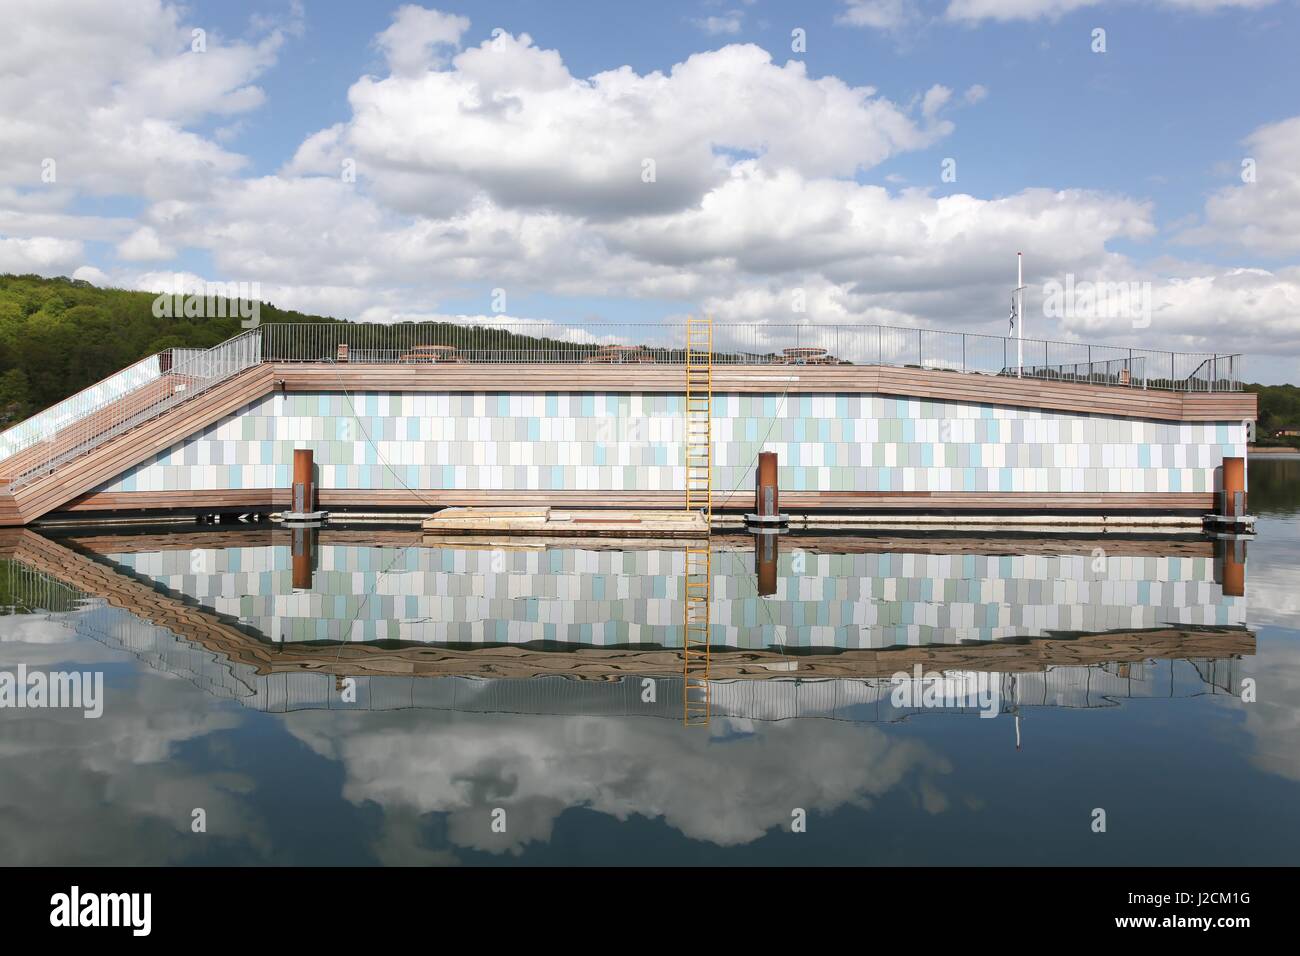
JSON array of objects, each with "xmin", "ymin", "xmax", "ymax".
[
  {"xmin": 0, "ymin": 376, "xmax": 192, "ymax": 485},
  {"xmin": 0, "ymin": 364, "xmax": 276, "ymax": 526}
]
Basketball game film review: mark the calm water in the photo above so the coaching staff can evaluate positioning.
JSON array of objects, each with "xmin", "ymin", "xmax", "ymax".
[{"xmin": 2, "ymin": 458, "xmax": 1299, "ymax": 865}]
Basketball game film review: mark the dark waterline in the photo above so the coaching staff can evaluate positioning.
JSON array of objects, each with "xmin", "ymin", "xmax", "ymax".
[{"xmin": 2, "ymin": 458, "xmax": 1298, "ymax": 866}]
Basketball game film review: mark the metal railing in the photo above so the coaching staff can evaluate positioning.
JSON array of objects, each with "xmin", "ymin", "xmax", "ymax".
[
  {"xmin": 261, "ymin": 321, "xmax": 1243, "ymax": 391},
  {"xmin": 0, "ymin": 352, "xmax": 164, "ymax": 465},
  {"xmin": 4, "ymin": 329, "xmax": 262, "ymax": 490}
]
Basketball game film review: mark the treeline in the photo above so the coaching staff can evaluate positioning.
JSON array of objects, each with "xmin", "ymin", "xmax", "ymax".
[
  {"xmin": 1245, "ymin": 383, "xmax": 1300, "ymax": 446},
  {"xmin": 0, "ymin": 274, "xmax": 343, "ymax": 425}
]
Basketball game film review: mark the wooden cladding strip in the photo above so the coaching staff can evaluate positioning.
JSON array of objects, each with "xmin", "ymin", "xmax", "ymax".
[
  {"xmin": 189, "ymin": 627, "xmax": 1248, "ymax": 682},
  {"xmin": 56, "ymin": 487, "xmax": 1217, "ymax": 515},
  {"xmin": 57, "ymin": 489, "xmax": 278, "ymax": 512},
  {"xmin": 63, "ymin": 528, "xmax": 421, "ymax": 555},
  {"xmin": 272, "ymin": 363, "xmax": 1256, "ymax": 422}
]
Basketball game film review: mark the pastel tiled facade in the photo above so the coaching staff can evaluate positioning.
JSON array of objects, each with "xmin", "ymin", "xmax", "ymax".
[
  {"xmin": 94, "ymin": 391, "xmax": 1248, "ymax": 496},
  {"xmin": 101, "ymin": 543, "xmax": 1246, "ymax": 650}
]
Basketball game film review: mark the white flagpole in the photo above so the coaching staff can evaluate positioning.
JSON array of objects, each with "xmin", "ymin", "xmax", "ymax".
[{"xmin": 1016, "ymin": 252, "xmax": 1024, "ymax": 378}]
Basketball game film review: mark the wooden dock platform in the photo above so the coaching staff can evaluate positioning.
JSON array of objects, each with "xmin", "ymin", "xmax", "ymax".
[{"xmin": 421, "ymin": 506, "xmax": 709, "ymax": 538}]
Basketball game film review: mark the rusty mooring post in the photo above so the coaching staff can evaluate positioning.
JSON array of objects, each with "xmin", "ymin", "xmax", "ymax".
[
  {"xmin": 1214, "ymin": 536, "xmax": 1247, "ymax": 598},
  {"xmin": 745, "ymin": 450, "xmax": 789, "ymax": 529},
  {"xmin": 285, "ymin": 448, "xmax": 326, "ymax": 523},
  {"xmin": 293, "ymin": 449, "xmax": 314, "ymax": 513},
  {"xmin": 754, "ymin": 531, "xmax": 778, "ymax": 597},
  {"xmin": 1222, "ymin": 456, "xmax": 1246, "ymax": 518},
  {"xmin": 1206, "ymin": 455, "xmax": 1252, "ymax": 533},
  {"xmin": 291, "ymin": 524, "xmax": 317, "ymax": 590},
  {"xmin": 757, "ymin": 451, "xmax": 778, "ymax": 517}
]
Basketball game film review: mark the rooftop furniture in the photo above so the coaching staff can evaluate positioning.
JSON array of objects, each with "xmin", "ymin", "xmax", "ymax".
[
  {"xmin": 584, "ymin": 344, "xmax": 656, "ymax": 364},
  {"xmin": 397, "ymin": 345, "xmax": 464, "ymax": 364}
]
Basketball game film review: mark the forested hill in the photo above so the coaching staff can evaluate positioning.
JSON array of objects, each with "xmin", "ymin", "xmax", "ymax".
[{"xmin": 0, "ymin": 273, "xmax": 343, "ymax": 426}]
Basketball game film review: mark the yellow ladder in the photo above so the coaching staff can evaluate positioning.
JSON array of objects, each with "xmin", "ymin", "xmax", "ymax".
[
  {"xmin": 682, "ymin": 314, "xmax": 713, "ymax": 725},
  {"xmin": 684, "ymin": 313, "xmax": 712, "ymax": 519},
  {"xmin": 683, "ymin": 546, "xmax": 711, "ymax": 726}
]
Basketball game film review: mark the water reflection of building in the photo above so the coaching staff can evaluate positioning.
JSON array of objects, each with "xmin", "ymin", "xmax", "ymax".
[
  {"xmin": 77, "ymin": 533, "xmax": 1246, "ymax": 650},
  {"xmin": 0, "ymin": 573, "xmax": 1246, "ymax": 724},
  {"xmin": 0, "ymin": 529, "xmax": 1253, "ymax": 735}
]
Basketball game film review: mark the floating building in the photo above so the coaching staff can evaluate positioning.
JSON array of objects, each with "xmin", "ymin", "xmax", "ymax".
[{"xmin": 0, "ymin": 321, "xmax": 1256, "ymax": 525}]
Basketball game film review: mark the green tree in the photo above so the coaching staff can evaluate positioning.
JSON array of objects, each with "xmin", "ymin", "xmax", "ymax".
[{"xmin": 0, "ymin": 368, "xmax": 32, "ymax": 425}]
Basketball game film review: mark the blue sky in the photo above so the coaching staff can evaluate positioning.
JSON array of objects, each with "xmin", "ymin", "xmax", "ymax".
[
  {"xmin": 215, "ymin": 0, "xmax": 1299, "ymax": 237},
  {"xmin": 2, "ymin": 0, "xmax": 1298, "ymax": 381}
]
